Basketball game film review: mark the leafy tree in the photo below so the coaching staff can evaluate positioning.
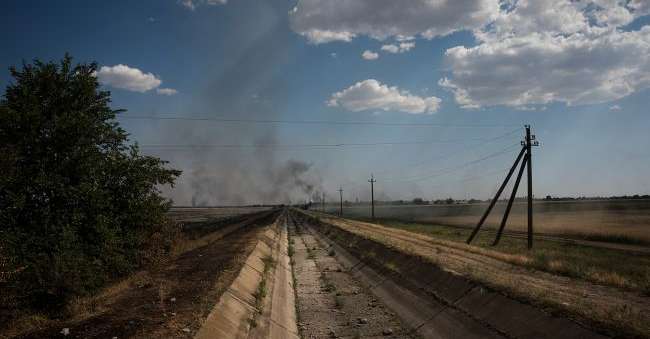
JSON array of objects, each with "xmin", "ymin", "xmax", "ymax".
[{"xmin": 0, "ymin": 55, "xmax": 181, "ymax": 312}]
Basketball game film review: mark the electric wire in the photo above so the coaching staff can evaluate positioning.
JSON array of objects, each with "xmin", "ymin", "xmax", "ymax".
[
  {"xmin": 383, "ymin": 143, "xmax": 522, "ymax": 183},
  {"xmin": 370, "ymin": 128, "xmax": 521, "ymax": 176},
  {"xmin": 119, "ymin": 115, "xmax": 522, "ymax": 128},
  {"xmin": 137, "ymin": 135, "xmax": 517, "ymax": 149}
]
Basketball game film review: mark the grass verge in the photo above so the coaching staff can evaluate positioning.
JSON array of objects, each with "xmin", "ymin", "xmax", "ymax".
[{"xmin": 371, "ymin": 220, "xmax": 650, "ymax": 294}]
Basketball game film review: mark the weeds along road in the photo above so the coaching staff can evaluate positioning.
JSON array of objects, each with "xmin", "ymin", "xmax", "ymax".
[{"xmin": 298, "ymin": 210, "xmax": 648, "ymax": 338}]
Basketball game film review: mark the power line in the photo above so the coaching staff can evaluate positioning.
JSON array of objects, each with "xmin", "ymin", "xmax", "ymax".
[
  {"xmin": 384, "ymin": 143, "xmax": 521, "ymax": 183},
  {"xmin": 119, "ymin": 115, "xmax": 521, "ymax": 128},
  {"xmin": 137, "ymin": 136, "xmax": 514, "ymax": 149},
  {"xmin": 370, "ymin": 128, "xmax": 521, "ymax": 176}
]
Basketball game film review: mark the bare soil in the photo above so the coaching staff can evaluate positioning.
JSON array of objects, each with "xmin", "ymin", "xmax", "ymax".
[{"xmin": 12, "ymin": 211, "xmax": 278, "ymax": 339}]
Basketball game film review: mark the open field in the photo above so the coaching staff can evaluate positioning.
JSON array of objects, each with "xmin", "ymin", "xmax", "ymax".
[
  {"xmin": 167, "ymin": 206, "xmax": 271, "ymax": 223},
  {"xmin": 327, "ymin": 199, "xmax": 650, "ymax": 245},
  {"xmin": 355, "ymin": 219, "xmax": 650, "ymax": 293}
]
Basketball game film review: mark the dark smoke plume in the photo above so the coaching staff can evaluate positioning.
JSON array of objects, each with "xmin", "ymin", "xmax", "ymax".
[{"xmin": 155, "ymin": 1, "xmax": 324, "ymax": 206}]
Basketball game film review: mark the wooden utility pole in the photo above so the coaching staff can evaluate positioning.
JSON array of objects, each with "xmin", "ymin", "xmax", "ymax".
[
  {"xmin": 322, "ymin": 192, "xmax": 325, "ymax": 212},
  {"xmin": 368, "ymin": 174, "xmax": 376, "ymax": 220},
  {"xmin": 525, "ymin": 125, "xmax": 538, "ymax": 249},
  {"xmin": 338, "ymin": 187, "xmax": 344, "ymax": 216},
  {"xmin": 467, "ymin": 125, "xmax": 538, "ymax": 248}
]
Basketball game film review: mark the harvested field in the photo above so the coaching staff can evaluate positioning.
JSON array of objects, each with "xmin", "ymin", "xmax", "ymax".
[
  {"xmin": 168, "ymin": 206, "xmax": 271, "ymax": 224},
  {"xmin": 330, "ymin": 200, "xmax": 650, "ymax": 244}
]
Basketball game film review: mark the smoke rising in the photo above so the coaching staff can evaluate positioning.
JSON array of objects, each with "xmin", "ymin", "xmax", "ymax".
[{"xmin": 153, "ymin": 1, "xmax": 324, "ymax": 206}]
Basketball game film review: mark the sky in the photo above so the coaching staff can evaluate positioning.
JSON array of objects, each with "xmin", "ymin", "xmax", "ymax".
[{"xmin": 2, "ymin": 0, "xmax": 650, "ymax": 205}]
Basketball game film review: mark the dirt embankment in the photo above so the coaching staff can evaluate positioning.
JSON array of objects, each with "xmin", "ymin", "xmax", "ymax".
[
  {"xmin": 294, "ymin": 210, "xmax": 647, "ymax": 338},
  {"xmin": 12, "ymin": 210, "xmax": 279, "ymax": 339}
]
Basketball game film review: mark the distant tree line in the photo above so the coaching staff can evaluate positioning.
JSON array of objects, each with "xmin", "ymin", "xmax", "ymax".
[{"xmin": 543, "ymin": 194, "xmax": 650, "ymax": 201}]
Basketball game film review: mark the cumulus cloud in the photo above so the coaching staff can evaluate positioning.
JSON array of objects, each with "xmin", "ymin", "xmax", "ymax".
[
  {"xmin": 328, "ymin": 79, "xmax": 441, "ymax": 114},
  {"xmin": 95, "ymin": 65, "xmax": 161, "ymax": 92},
  {"xmin": 609, "ymin": 104, "xmax": 622, "ymax": 111},
  {"xmin": 361, "ymin": 50, "xmax": 379, "ymax": 60},
  {"xmin": 290, "ymin": 0, "xmax": 650, "ymax": 108},
  {"xmin": 440, "ymin": 0, "xmax": 650, "ymax": 108},
  {"xmin": 156, "ymin": 88, "xmax": 178, "ymax": 96},
  {"xmin": 289, "ymin": 0, "xmax": 499, "ymax": 44},
  {"xmin": 180, "ymin": 0, "xmax": 227, "ymax": 10},
  {"xmin": 380, "ymin": 45, "xmax": 399, "ymax": 53},
  {"xmin": 95, "ymin": 64, "xmax": 177, "ymax": 95},
  {"xmin": 302, "ymin": 30, "xmax": 355, "ymax": 44},
  {"xmin": 381, "ymin": 42, "xmax": 416, "ymax": 54}
]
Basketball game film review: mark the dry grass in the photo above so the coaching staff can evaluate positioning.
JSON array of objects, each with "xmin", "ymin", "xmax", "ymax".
[
  {"xmin": 1, "ymin": 271, "xmax": 158, "ymax": 338},
  {"xmin": 334, "ymin": 200, "xmax": 650, "ymax": 244},
  {"xmin": 367, "ymin": 220, "xmax": 650, "ymax": 293},
  {"xmin": 313, "ymin": 214, "xmax": 650, "ymax": 337},
  {"xmin": 168, "ymin": 207, "xmax": 270, "ymax": 223},
  {"xmin": 1, "ymin": 213, "xmax": 260, "ymax": 339}
]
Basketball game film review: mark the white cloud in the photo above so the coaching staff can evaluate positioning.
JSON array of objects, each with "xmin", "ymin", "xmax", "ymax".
[
  {"xmin": 440, "ymin": 0, "xmax": 650, "ymax": 108},
  {"xmin": 156, "ymin": 88, "xmax": 178, "ymax": 96},
  {"xmin": 609, "ymin": 104, "xmax": 622, "ymax": 111},
  {"xmin": 399, "ymin": 42, "xmax": 415, "ymax": 52},
  {"xmin": 328, "ymin": 79, "xmax": 441, "ymax": 114},
  {"xmin": 95, "ymin": 64, "xmax": 162, "ymax": 93},
  {"xmin": 381, "ymin": 45, "xmax": 399, "ymax": 53},
  {"xmin": 180, "ymin": 0, "xmax": 227, "ymax": 10},
  {"xmin": 289, "ymin": 0, "xmax": 499, "ymax": 44},
  {"xmin": 361, "ymin": 50, "xmax": 379, "ymax": 60},
  {"xmin": 302, "ymin": 30, "xmax": 355, "ymax": 44},
  {"xmin": 381, "ymin": 42, "xmax": 416, "ymax": 54}
]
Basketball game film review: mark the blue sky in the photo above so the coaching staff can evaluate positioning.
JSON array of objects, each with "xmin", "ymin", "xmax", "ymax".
[{"xmin": 2, "ymin": 0, "xmax": 650, "ymax": 205}]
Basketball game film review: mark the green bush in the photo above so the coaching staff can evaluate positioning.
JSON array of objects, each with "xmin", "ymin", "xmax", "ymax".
[{"xmin": 0, "ymin": 55, "xmax": 181, "ymax": 314}]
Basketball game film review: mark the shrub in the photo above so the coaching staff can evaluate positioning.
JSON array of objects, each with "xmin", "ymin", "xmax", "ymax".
[{"xmin": 0, "ymin": 55, "xmax": 181, "ymax": 314}]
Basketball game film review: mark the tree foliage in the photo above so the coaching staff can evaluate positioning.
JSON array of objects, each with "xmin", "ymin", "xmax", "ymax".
[{"xmin": 0, "ymin": 55, "xmax": 181, "ymax": 312}]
